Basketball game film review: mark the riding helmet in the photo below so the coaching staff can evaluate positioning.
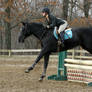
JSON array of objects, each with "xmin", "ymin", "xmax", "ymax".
[{"xmin": 42, "ymin": 7, "xmax": 50, "ymax": 14}]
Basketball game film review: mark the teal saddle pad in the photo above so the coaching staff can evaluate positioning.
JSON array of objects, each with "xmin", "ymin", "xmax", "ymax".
[{"xmin": 53, "ymin": 28, "xmax": 72, "ymax": 40}]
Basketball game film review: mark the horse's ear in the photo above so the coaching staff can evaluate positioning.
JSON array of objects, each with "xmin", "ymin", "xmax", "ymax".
[{"xmin": 21, "ymin": 22, "xmax": 26, "ymax": 26}]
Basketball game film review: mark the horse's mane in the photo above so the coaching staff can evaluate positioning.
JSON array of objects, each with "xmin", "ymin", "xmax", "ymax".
[
  {"xmin": 30, "ymin": 22, "xmax": 44, "ymax": 28},
  {"xmin": 25, "ymin": 22, "xmax": 53, "ymax": 39}
]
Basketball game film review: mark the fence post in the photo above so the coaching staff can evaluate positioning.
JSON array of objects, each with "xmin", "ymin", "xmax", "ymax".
[
  {"xmin": 48, "ymin": 51, "xmax": 67, "ymax": 80},
  {"xmin": 8, "ymin": 50, "xmax": 11, "ymax": 57},
  {"xmin": 72, "ymin": 49, "xmax": 75, "ymax": 59}
]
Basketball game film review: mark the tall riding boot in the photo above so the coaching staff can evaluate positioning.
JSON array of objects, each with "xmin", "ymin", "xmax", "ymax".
[{"xmin": 60, "ymin": 31, "xmax": 64, "ymax": 47}]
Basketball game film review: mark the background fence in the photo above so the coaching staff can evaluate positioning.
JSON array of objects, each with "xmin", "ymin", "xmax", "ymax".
[{"xmin": 0, "ymin": 49, "xmax": 92, "ymax": 60}]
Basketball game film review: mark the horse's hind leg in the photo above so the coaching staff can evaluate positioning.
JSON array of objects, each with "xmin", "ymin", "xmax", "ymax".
[
  {"xmin": 81, "ymin": 39, "xmax": 92, "ymax": 54},
  {"xmin": 81, "ymin": 43, "xmax": 92, "ymax": 54},
  {"xmin": 86, "ymin": 49, "xmax": 92, "ymax": 54},
  {"xmin": 39, "ymin": 53, "xmax": 50, "ymax": 81}
]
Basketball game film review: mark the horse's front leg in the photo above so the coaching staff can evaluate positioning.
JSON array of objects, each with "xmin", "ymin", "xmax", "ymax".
[
  {"xmin": 39, "ymin": 53, "xmax": 50, "ymax": 81},
  {"xmin": 25, "ymin": 48, "xmax": 46, "ymax": 73}
]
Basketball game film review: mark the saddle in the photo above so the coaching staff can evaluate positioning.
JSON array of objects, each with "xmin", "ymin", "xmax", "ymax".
[{"xmin": 53, "ymin": 27, "xmax": 72, "ymax": 40}]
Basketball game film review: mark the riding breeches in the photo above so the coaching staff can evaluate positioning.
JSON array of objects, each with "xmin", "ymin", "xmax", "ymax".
[{"xmin": 58, "ymin": 20, "xmax": 68, "ymax": 34}]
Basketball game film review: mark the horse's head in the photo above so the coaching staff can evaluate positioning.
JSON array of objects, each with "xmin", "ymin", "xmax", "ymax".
[
  {"xmin": 18, "ymin": 22, "xmax": 47, "ymax": 43},
  {"xmin": 18, "ymin": 22, "xmax": 32, "ymax": 43}
]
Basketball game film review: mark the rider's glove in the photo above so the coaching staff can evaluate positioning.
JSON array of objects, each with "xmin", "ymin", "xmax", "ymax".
[{"xmin": 46, "ymin": 25, "xmax": 50, "ymax": 29}]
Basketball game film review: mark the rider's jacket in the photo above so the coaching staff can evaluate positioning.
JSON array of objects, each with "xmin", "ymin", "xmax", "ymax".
[{"xmin": 45, "ymin": 14, "xmax": 65, "ymax": 28}]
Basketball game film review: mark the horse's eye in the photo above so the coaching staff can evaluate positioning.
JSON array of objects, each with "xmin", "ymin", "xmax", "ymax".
[{"xmin": 22, "ymin": 27, "xmax": 26, "ymax": 32}]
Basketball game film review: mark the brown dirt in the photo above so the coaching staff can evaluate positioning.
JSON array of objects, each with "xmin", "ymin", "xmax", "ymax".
[{"xmin": 0, "ymin": 56, "xmax": 92, "ymax": 92}]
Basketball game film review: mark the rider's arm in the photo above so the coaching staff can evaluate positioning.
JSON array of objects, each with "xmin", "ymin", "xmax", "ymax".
[{"xmin": 49, "ymin": 15, "xmax": 56, "ymax": 28}]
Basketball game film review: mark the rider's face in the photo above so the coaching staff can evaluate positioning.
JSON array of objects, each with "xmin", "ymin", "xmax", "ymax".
[{"xmin": 42, "ymin": 12, "xmax": 47, "ymax": 17}]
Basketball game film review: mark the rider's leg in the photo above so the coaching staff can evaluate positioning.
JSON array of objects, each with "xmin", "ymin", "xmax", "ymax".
[
  {"xmin": 58, "ymin": 20, "xmax": 68, "ymax": 34},
  {"xmin": 58, "ymin": 20, "xmax": 68, "ymax": 46},
  {"xmin": 60, "ymin": 31, "xmax": 65, "ymax": 43}
]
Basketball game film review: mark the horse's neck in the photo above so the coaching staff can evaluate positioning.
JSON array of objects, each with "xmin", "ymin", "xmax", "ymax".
[
  {"xmin": 32, "ymin": 27, "xmax": 45, "ymax": 40},
  {"xmin": 29, "ymin": 23, "xmax": 53, "ymax": 40}
]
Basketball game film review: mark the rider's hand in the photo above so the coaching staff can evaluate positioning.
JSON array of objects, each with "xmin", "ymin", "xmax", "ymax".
[
  {"xmin": 56, "ymin": 30, "xmax": 59, "ymax": 34},
  {"xmin": 55, "ymin": 27, "xmax": 59, "ymax": 34},
  {"xmin": 46, "ymin": 25, "xmax": 50, "ymax": 29}
]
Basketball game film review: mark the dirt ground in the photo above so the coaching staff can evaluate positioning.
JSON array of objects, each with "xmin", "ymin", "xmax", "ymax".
[{"xmin": 0, "ymin": 56, "xmax": 92, "ymax": 92}]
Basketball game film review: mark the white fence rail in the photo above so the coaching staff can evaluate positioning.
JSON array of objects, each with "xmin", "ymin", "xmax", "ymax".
[
  {"xmin": 0, "ymin": 49, "xmax": 41, "ymax": 57},
  {"xmin": 0, "ymin": 49, "xmax": 92, "ymax": 60},
  {"xmin": 67, "ymin": 49, "xmax": 92, "ymax": 59}
]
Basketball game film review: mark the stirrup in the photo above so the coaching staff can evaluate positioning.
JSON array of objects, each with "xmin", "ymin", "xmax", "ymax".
[
  {"xmin": 58, "ymin": 40, "xmax": 64, "ymax": 47},
  {"xmin": 58, "ymin": 40, "xmax": 61, "ymax": 45},
  {"xmin": 61, "ymin": 43, "xmax": 64, "ymax": 47}
]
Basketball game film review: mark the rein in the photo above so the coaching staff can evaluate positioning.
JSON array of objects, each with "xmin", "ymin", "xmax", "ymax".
[
  {"xmin": 41, "ymin": 31, "xmax": 47, "ymax": 40},
  {"xmin": 40, "ymin": 27, "xmax": 49, "ymax": 40}
]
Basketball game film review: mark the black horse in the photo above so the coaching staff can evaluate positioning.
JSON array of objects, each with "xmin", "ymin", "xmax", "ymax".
[{"xmin": 18, "ymin": 22, "xmax": 92, "ymax": 81}]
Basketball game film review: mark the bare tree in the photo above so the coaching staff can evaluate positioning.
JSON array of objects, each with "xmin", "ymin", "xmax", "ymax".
[
  {"xmin": 0, "ymin": 0, "xmax": 92, "ymax": 49},
  {"xmin": 62, "ymin": 0, "xmax": 69, "ymax": 20},
  {"xmin": 83, "ymin": 0, "xmax": 90, "ymax": 18},
  {"xmin": 4, "ymin": 0, "xmax": 11, "ymax": 49}
]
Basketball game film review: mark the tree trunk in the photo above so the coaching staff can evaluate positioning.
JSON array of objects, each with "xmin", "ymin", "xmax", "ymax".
[
  {"xmin": 4, "ymin": 0, "xmax": 11, "ymax": 49},
  {"xmin": 83, "ymin": 0, "xmax": 90, "ymax": 18},
  {"xmin": 62, "ymin": 0, "xmax": 69, "ymax": 20}
]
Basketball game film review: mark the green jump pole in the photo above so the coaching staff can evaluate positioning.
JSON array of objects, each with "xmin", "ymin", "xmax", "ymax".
[{"xmin": 48, "ymin": 51, "xmax": 67, "ymax": 81}]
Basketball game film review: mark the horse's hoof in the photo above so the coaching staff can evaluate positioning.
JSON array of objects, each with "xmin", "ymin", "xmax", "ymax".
[
  {"xmin": 25, "ymin": 69, "xmax": 30, "ymax": 73},
  {"xmin": 38, "ymin": 75, "xmax": 46, "ymax": 82},
  {"xmin": 38, "ymin": 78, "xmax": 43, "ymax": 82},
  {"xmin": 25, "ymin": 67, "xmax": 33, "ymax": 73}
]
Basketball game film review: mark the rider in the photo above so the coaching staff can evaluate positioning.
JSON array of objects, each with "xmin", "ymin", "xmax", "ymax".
[{"xmin": 42, "ymin": 7, "xmax": 68, "ymax": 47}]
